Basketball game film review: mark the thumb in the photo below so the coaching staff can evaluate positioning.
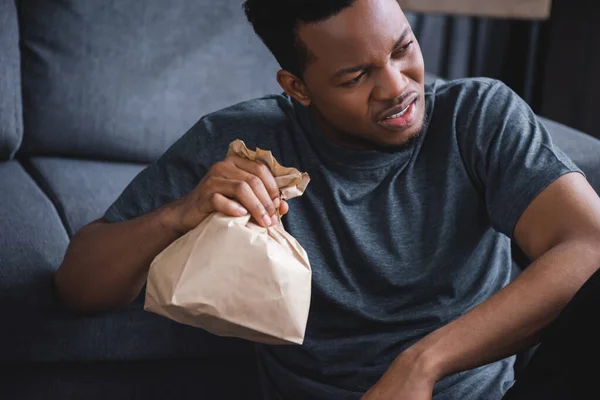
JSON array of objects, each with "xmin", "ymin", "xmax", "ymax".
[{"xmin": 279, "ymin": 200, "xmax": 289, "ymax": 215}]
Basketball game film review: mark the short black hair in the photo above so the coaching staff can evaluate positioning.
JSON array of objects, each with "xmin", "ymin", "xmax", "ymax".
[{"xmin": 243, "ymin": 0, "xmax": 358, "ymax": 78}]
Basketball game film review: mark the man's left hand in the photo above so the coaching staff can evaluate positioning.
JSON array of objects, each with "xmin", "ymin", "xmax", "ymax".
[{"xmin": 361, "ymin": 349, "xmax": 437, "ymax": 400}]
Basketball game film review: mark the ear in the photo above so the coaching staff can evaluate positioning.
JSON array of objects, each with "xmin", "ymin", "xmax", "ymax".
[{"xmin": 277, "ymin": 70, "xmax": 311, "ymax": 106}]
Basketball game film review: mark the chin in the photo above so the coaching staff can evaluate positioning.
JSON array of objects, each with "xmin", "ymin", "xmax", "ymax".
[
  {"xmin": 372, "ymin": 122, "xmax": 425, "ymax": 152},
  {"xmin": 375, "ymin": 134, "xmax": 420, "ymax": 152},
  {"xmin": 340, "ymin": 123, "xmax": 423, "ymax": 153}
]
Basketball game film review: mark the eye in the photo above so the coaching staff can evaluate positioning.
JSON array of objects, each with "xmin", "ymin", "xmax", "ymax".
[
  {"xmin": 393, "ymin": 41, "xmax": 413, "ymax": 57},
  {"xmin": 341, "ymin": 71, "xmax": 367, "ymax": 87}
]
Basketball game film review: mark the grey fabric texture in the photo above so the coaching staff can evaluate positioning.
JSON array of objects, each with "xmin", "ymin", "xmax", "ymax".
[
  {"xmin": 0, "ymin": 160, "xmax": 69, "ymax": 357},
  {"xmin": 1, "ymin": 359, "xmax": 262, "ymax": 400},
  {"xmin": 28, "ymin": 158, "xmax": 146, "ymax": 236},
  {"xmin": 102, "ymin": 78, "xmax": 580, "ymax": 399},
  {"xmin": 423, "ymin": 72, "xmax": 437, "ymax": 85},
  {"xmin": 0, "ymin": 0, "xmax": 23, "ymax": 160},
  {"xmin": 2, "ymin": 283, "xmax": 256, "ymax": 363},
  {"xmin": 17, "ymin": 0, "xmax": 281, "ymax": 163},
  {"xmin": 541, "ymin": 117, "xmax": 600, "ymax": 194},
  {"xmin": 0, "ymin": 160, "xmax": 255, "ymax": 363},
  {"xmin": 3, "ymin": 273, "xmax": 256, "ymax": 363}
]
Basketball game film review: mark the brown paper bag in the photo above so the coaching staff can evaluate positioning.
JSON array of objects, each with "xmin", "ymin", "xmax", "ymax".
[{"xmin": 144, "ymin": 140, "xmax": 312, "ymax": 345}]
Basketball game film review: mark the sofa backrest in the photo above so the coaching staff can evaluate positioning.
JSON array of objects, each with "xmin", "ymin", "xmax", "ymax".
[
  {"xmin": 17, "ymin": 0, "xmax": 281, "ymax": 163},
  {"xmin": 0, "ymin": 0, "xmax": 23, "ymax": 160}
]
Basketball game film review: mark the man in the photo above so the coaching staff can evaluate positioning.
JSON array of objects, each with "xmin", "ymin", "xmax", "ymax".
[{"xmin": 54, "ymin": 0, "xmax": 600, "ymax": 399}]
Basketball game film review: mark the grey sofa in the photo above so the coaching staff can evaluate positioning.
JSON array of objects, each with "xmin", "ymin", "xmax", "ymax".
[{"xmin": 1, "ymin": 1, "xmax": 599, "ymax": 399}]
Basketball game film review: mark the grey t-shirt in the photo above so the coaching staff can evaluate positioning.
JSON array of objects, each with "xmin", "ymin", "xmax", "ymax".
[{"xmin": 104, "ymin": 78, "xmax": 580, "ymax": 399}]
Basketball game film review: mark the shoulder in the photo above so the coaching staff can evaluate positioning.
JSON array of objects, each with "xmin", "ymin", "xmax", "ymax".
[
  {"xmin": 425, "ymin": 77, "xmax": 528, "ymax": 133},
  {"xmin": 179, "ymin": 93, "xmax": 298, "ymax": 162},
  {"xmin": 204, "ymin": 93, "xmax": 295, "ymax": 126},
  {"xmin": 426, "ymin": 77, "xmax": 513, "ymax": 110},
  {"xmin": 204, "ymin": 94, "xmax": 297, "ymax": 151}
]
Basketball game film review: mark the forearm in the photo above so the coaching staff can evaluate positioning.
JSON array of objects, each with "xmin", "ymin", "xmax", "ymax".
[
  {"xmin": 55, "ymin": 202, "xmax": 183, "ymax": 312},
  {"xmin": 408, "ymin": 238, "xmax": 600, "ymax": 381}
]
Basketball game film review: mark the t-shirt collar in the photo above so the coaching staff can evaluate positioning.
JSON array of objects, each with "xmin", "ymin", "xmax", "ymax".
[{"xmin": 293, "ymin": 99, "xmax": 426, "ymax": 170}]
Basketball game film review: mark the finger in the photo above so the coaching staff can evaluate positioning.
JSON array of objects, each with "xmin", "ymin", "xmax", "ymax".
[
  {"xmin": 221, "ymin": 158, "xmax": 278, "ymax": 217},
  {"xmin": 269, "ymin": 200, "xmax": 290, "ymax": 225},
  {"xmin": 214, "ymin": 178, "xmax": 273, "ymax": 227},
  {"xmin": 279, "ymin": 200, "xmax": 289, "ymax": 216},
  {"xmin": 209, "ymin": 193, "xmax": 248, "ymax": 217},
  {"xmin": 228, "ymin": 156, "xmax": 280, "ymax": 201}
]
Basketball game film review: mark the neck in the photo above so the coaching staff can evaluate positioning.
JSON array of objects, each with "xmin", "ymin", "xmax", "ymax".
[{"xmin": 309, "ymin": 106, "xmax": 370, "ymax": 151}]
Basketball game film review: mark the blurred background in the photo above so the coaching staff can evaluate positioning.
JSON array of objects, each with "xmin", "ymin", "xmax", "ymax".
[{"xmin": 404, "ymin": 0, "xmax": 600, "ymax": 139}]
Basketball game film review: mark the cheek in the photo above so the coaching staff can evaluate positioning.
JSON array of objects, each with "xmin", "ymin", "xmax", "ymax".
[
  {"xmin": 409, "ymin": 44, "xmax": 425, "ymax": 81},
  {"xmin": 315, "ymin": 87, "xmax": 373, "ymax": 126}
]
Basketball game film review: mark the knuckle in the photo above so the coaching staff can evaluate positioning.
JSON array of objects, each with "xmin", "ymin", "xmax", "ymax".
[
  {"xmin": 213, "ymin": 160, "xmax": 226, "ymax": 170},
  {"xmin": 210, "ymin": 161, "xmax": 226, "ymax": 175},
  {"xmin": 255, "ymin": 163, "xmax": 270, "ymax": 177},
  {"xmin": 268, "ymin": 186, "xmax": 280, "ymax": 198},
  {"xmin": 208, "ymin": 192, "xmax": 219, "ymax": 204},
  {"xmin": 234, "ymin": 181, "xmax": 250, "ymax": 195},
  {"xmin": 254, "ymin": 202, "xmax": 267, "ymax": 215},
  {"xmin": 203, "ymin": 175, "xmax": 217, "ymax": 186},
  {"xmin": 246, "ymin": 175, "xmax": 262, "ymax": 189},
  {"xmin": 264, "ymin": 204, "xmax": 275, "ymax": 215},
  {"xmin": 200, "ymin": 177, "xmax": 217, "ymax": 194}
]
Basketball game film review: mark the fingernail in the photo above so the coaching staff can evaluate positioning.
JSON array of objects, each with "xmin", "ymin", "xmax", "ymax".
[
  {"xmin": 262, "ymin": 214, "xmax": 272, "ymax": 227},
  {"xmin": 273, "ymin": 198, "xmax": 281, "ymax": 208}
]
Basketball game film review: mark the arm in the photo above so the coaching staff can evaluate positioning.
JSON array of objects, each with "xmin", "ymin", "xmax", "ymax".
[
  {"xmin": 364, "ymin": 172, "xmax": 600, "ymax": 399},
  {"xmin": 55, "ymin": 156, "xmax": 288, "ymax": 313},
  {"xmin": 54, "ymin": 208, "xmax": 181, "ymax": 312}
]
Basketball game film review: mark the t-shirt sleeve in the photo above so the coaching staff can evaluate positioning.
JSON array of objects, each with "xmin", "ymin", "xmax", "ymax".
[
  {"xmin": 104, "ymin": 118, "xmax": 214, "ymax": 223},
  {"xmin": 457, "ymin": 80, "xmax": 583, "ymax": 238}
]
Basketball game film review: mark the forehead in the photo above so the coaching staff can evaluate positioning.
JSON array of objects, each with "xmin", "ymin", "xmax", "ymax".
[{"xmin": 298, "ymin": 0, "xmax": 408, "ymax": 70}]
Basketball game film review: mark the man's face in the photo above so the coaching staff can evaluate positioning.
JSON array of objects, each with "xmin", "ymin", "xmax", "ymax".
[{"xmin": 297, "ymin": 0, "xmax": 425, "ymax": 151}]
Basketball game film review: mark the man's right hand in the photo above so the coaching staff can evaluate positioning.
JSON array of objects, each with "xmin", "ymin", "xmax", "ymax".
[
  {"xmin": 171, "ymin": 155, "xmax": 289, "ymax": 234},
  {"xmin": 55, "ymin": 154, "xmax": 290, "ymax": 312}
]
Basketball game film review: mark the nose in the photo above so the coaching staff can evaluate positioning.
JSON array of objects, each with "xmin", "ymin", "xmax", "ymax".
[{"xmin": 372, "ymin": 63, "xmax": 409, "ymax": 102}]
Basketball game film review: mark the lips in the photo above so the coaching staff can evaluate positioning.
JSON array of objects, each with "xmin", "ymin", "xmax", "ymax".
[
  {"xmin": 376, "ymin": 97, "xmax": 418, "ymax": 131},
  {"xmin": 384, "ymin": 103, "xmax": 412, "ymax": 120},
  {"xmin": 376, "ymin": 92, "xmax": 419, "ymax": 122}
]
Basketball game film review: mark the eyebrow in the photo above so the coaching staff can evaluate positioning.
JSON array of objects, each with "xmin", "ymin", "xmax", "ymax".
[{"xmin": 332, "ymin": 27, "xmax": 412, "ymax": 79}]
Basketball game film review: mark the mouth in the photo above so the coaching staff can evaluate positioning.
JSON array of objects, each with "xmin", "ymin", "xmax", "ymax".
[{"xmin": 376, "ymin": 94, "xmax": 419, "ymax": 131}]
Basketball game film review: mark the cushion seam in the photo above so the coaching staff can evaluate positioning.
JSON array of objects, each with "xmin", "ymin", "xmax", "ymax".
[
  {"xmin": 19, "ymin": 158, "xmax": 74, "ymax": 238},
  {"xmin": 12, "ymin": 0, "xmax": 23, "ymax": 159}
]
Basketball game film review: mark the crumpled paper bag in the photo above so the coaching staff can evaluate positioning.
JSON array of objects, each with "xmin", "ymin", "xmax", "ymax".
[{"xmin": 144, "ymin": 140, "xmax": 312, "ymax": 345}]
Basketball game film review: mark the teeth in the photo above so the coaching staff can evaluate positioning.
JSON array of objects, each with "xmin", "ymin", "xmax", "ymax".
[{"xmin": 385, "ymin": 104, "xmax": 410, "ymax": 119}]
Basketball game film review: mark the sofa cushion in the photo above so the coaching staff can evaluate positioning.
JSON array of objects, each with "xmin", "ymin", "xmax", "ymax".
[
  {"xmin": 542, "ymin": 117, "xmax": 600, "ymax": 194},
  {"xmin": 1, "ymin": 160, "xmax": 255, "ymax": 363},
  {"xmin": 0, "ymin": 160, "xmax": 70, "ymax": 354},
  {"xmin": 3, "ymin": 359, "xmax": 262, "ymax": 400},
  {"xmin": 26, "ymin": 158, "xmax": 147, "ymax": 236},
  {"xmin": 0, "ymin": 0, "xmax": 23, "ymax": 160},
  {"xmin": 17, "ymin": 0, "xmax": 281, "ymax": 163}
]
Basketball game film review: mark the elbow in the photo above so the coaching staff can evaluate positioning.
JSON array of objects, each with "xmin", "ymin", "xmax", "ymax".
[
  {"xmin": 591, "ymin": 233, "xmax": 600, "ymax": 272},
  {"xmin": 53, "ymin": 221, "xmax": 143, "ymax": 313},
  {"xmin": 53, "ymin": 264, "xmax": 136, "ymax": 314},
  {"xmin": 569, "ymin": 231, "xmax": 600, "ymax": 276},
  {"xmin": 53, "ymin": 266, "xmax": 98, "ymax": 313}
]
